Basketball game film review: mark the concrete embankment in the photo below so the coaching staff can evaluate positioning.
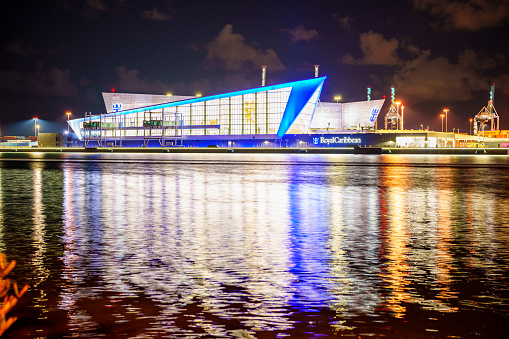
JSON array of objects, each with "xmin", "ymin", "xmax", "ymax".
[{"xmin": 1, "ymin": 147, "xmax": 509, "ymax": 155}]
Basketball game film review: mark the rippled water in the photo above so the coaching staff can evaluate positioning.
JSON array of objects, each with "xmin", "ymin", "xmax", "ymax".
[{"xmin": 0, "ymin": 152, "xmax": 508, "ymax": 338}]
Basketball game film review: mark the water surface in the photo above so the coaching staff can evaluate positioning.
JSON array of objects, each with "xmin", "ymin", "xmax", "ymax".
[{"xmin": 1, "ymin": 152, "xmax": 508, "ymax": 338}]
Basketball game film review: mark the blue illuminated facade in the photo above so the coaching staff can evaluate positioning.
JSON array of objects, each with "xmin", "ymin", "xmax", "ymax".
[{"xmin": 68, "ymin": 77, "xmax": 385, "ymax": 148}]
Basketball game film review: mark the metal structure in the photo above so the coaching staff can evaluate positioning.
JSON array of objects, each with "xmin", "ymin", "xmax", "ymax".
[
  {"xmin": 142, "ymin": 111, "xmax": 184, "ymax": 147},
  {"xmin": 384, "ymin": 85, "xmax": 401, "ymax": 130},
  {"xmin": 473, "ymin": 83, "xmax": 499, "ymax": 135},
  {"xmin": 83, "ymin": 110, "xmax": 184, "ymax": 147},
  {"xmin": 83, "ymin": 112, "xmax": 103, "ymax": 147}
]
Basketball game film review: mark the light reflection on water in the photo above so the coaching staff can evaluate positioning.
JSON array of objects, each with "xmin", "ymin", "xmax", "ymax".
[{"xmin": 0, "ymin": 153, "xmax": 508, "ymax": 338}]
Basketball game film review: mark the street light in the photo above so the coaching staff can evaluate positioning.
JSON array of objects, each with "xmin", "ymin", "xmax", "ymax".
[
  {"xmin": 420, "ymin": 124, "xmax": 423, "ymax": 130},
  {"xmin": 36, "ymin": 124, "xmax": 40, "ymax": 136},
  {"xmin": 334, "ymin": 96, "xmax": 341, "ymax": 103},
  {"xmin": 66, "ymin": 111, "xmax": 71, "ymax": 134},
  {"xmin": 395, "ymin": 101, "xmax": 401, "ymax": 129},
  {"xmin": 440, "ymin": 114, "xmax": 445, "ymax": 132},
  {"xmin": 443, "ymin": 108, "xmax": 449, "ymax": 132},
  {"xmin": 33, "ymin": 117, "xmax": 38, "ymax": 136},
  {"xmin": 401, "ymin": 103, "xmax": 405, "ymax": 130},
  {"xmin": 469, "ymin": 118, "xmax": 473, "ymax": 135}
]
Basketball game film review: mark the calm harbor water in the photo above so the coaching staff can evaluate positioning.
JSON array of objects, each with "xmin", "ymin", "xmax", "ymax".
[{"xmin": 0, "ymin": 152, "xmax": 508, "ymax": 338}]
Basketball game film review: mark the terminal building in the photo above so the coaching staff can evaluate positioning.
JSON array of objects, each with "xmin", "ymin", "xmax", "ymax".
[{"xmin": 68, "ymin": 77, "xmax": 387, "ymax": 148}]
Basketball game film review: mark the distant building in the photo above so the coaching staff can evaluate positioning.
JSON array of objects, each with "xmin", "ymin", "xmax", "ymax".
[{"xmin": 37, "ymin": 133, "xmax": 64, "ymax": 147}]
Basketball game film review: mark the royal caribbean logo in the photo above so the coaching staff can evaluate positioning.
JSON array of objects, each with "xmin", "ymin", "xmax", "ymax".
[
  {"xmin": 369, "ymin": 108, "xmax": 380, "ymax": 123},
  {"xmin": 113, "ymin": 103, "xmax": 122, "ymax": 112},
  {"xmin": 318, "ymin": 136, "xmax": 362, "ymax": 145},
  {"xmin": 312, "ymin": 137, "xmax": 320, "ymax": 145}
]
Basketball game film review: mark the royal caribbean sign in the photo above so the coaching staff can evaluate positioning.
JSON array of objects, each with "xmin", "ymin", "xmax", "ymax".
[
  {"xmin": 312, "ymin": 136, "xmax": 362, "ymax": 145},
  {"xmin": 112, "ymin": 103, "xmax": 122, "ymax": 112},
  {"xmin": 369, "ymin": 108, "xmax": 380, "ymax": 123}
]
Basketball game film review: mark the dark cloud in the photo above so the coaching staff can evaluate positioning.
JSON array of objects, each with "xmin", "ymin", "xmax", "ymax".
[
  {"xmin": 4, "ymin": 40, "xmax": 56, "ymax": 56},
  {"xmin": 203, "ymin": 24, "xmax": 287, "ymax": 72},
  {"xmin": 458, "ymin": 49, "xmax": 505, "ymax": 71},
  {"xmin": 413, "ymin": 0, "xmax": 509, "ymax": 30},
  {"xmin": 168, "ymin": 78, "xmax": 213, "ymax": 96},
  {"xmin": 393, "ymin": 49, "xmax": 489, "ymax": 102},
  {"xmin": 115, "ymin": 66, "xmax": 171, "ymax": 93},
  {"xmin": 281, "ymin": 25, "xmax": 319, "ymax": 43},
  {"xmin": 188, "ymin": 43, "xmax": 200, "ymax": 52},
  {"xmin": 141, "ymin": 8, "xmax": 172, "ymax": 21},
  {"xmin": 79, "ymin": 77, "xmax": 93, "ymax": 86},
  {"xmin": 343, "ymin": 31, "xmax": 400, "ymax": 66},
  {"xmin": 115, "ymin": 66, "xmax": 212, "ymax": 95},
  {"xmin": 0, "ymin": 63, "xmax": 78, "ymax": 97},
  {"xmin": 295, "ymin": 62, "xmax": 320, "ymax": 74},
  {"xmin": 81, "ymin": 0, "xmax": 109, "ymax": 17},
  {"xmin": 332, "ymin": 14, "xmax": 353, "ymax": 30}
]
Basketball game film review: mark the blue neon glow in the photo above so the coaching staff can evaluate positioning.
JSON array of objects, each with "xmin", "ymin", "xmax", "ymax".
[
  {"xmin": 276, "ymin": 77, "xmax": 325, "ymax": 138},
  {"xmin": 69, "ymin": 77, "xmax": 327, "ymax": 140}
]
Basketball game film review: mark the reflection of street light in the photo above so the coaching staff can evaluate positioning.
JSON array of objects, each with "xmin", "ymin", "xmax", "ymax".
[
  {"xmin": 469, "ymin": 118, "xmax": 473, "ymax": 135},
  {"xmin": 443, "ymin": 108, "xmax": 449, "ymax": 132},
  {"xmin": 440, "ymin": 114, "xmax": 445, "ymax": 133},
  {"xmin": 334, "ymin": 96, "xmax": 341, "ymax": 103},
  {"xmin": 66, "ymin": 111, "xmax": 71, "ymax": 134}
]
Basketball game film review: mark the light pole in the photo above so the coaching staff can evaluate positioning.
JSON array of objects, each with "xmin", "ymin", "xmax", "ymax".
[
  {"xmin": 440, "ymin": 114, "xmax": 445, "ymax": 133},
  {"xmin": 395, "ymin": 101, "xmax": 401, "ymax": 129},
  {"xmin": 33, "ymin": 117, "xmax": 38, "ymax": 136},
  {"xmin": 443, "ymin": 108, "xmax": 449, "ymax": 132},
  {"xmin": 36, "ymin": 124, "xmax": 40, "ymax": 136},
  {"xmin": 334, "ymin": 96, "xmax": 341, "ymax": 103},
  {"xmin": 401, "ymin": 103, "xmax": 405, "ymax": 130},
  {"xmin": 66, "ymin": 111, "xmax": 71, "ymax": 134},
  {"xmin": 469, "ymin": 118, "xmax": 473, "ymax": 135}
]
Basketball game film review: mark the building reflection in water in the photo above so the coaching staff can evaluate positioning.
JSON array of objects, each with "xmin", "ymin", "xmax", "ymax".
[
  {"xmin": 30, "ymin": 162, "xmax": 51, "ymax": 317},
  {"xmin": 3, "ymin": 153, "xmax": 502, "ymax": 337},
  {"xmin": 434, "ymin": 167, "xmax": 459, "ymax": 309},
  {"xmin": 379, "ymin": 164, "xmax": 411, "ymax": 319},
  {"xmin": 58, "ymin": 157, "xmax": 300, "ymax": 335},
  {"xmin": 325, "ymin": 158, "xmax": 382, "ymax": 330}
]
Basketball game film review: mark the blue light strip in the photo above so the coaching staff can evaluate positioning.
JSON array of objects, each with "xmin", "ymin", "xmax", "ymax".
[{"xmin": 277, "ymin": 77, "xmax": 326, "ymax": 138}]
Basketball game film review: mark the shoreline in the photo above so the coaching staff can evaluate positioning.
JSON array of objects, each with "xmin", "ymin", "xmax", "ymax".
[{"xmin": 1, "ymin": 146, "xmax": 508, "ymax": 155}]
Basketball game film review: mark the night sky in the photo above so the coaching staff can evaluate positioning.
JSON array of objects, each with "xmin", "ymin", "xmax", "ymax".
[{"xmin": 1, "ymin": 0, "xmax": 508, "ymax": 135}]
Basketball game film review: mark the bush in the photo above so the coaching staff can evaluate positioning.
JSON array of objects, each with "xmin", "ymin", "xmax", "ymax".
[{"xmin": 0, "ymin": 253, "xmax": 29, "ymax": 336}]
